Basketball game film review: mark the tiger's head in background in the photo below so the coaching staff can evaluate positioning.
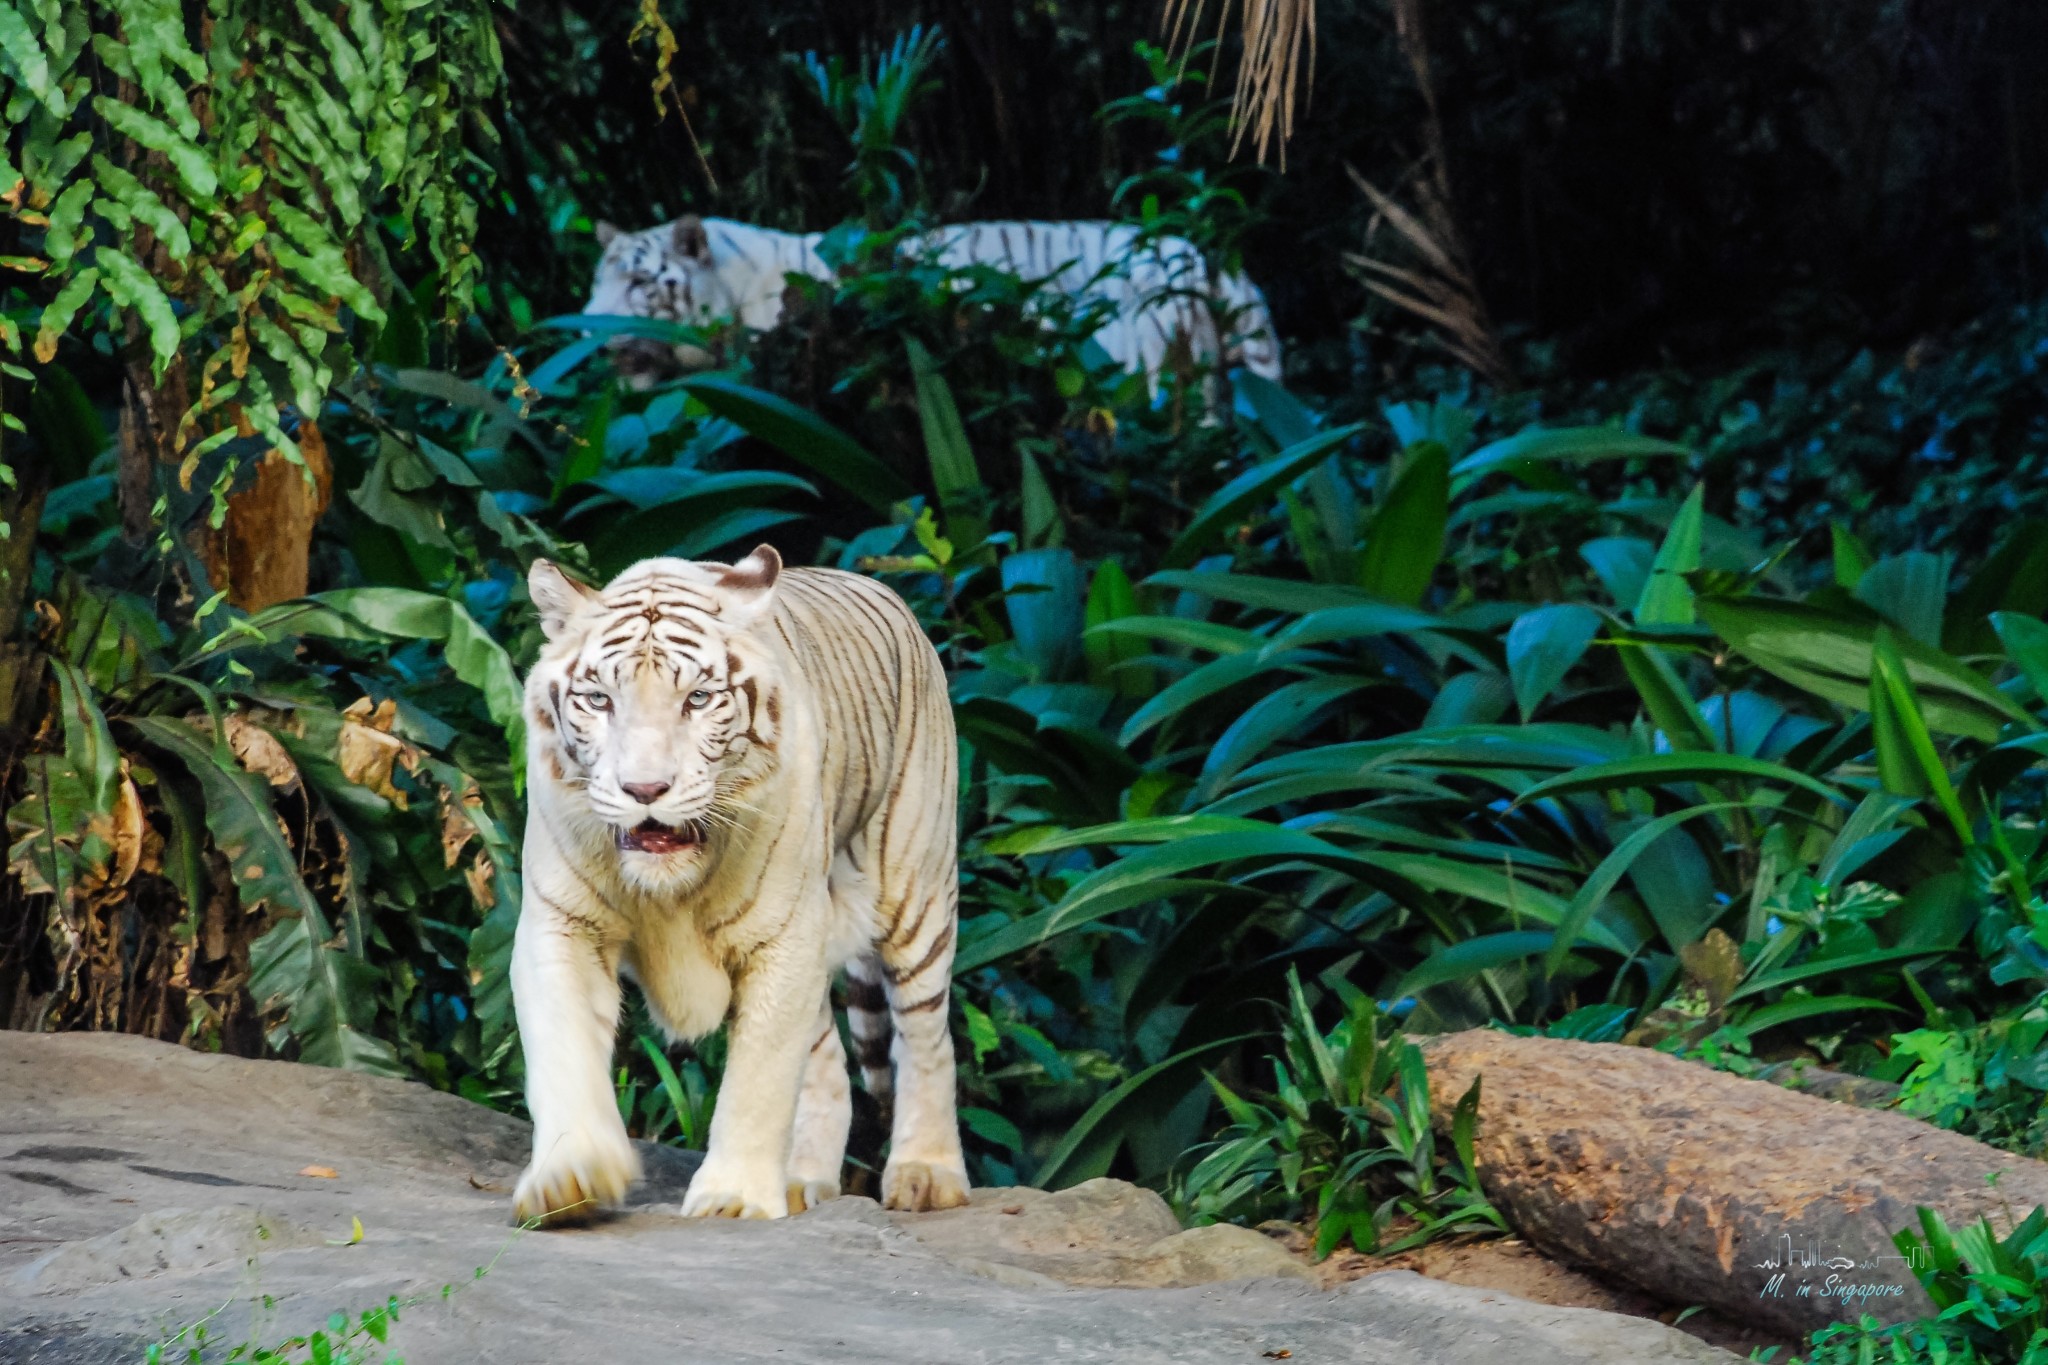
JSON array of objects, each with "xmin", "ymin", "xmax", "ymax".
[
  {"xmin": 585, "ymin": 216, "xmax": 727, "ymax": 384},
  {"xmin": 525, "ymin": 547, "xmax": 784, "ymax": 894}
]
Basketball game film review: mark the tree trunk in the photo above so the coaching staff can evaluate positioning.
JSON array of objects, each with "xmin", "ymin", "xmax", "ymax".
[
  {"xmin": 199, "ymin": 417, "xmax": 332, "ymax": 611},
  {"xmin": 0, "ymin": 447, "xmax": 48, "ymax": 738},
  {"xmin": 1420, "ymin": 1029, "xmax": 2048, "ymax": 1339},
  {"xmin": 117, "ymin": 349, "xmax": 189, "ymax": 546}
]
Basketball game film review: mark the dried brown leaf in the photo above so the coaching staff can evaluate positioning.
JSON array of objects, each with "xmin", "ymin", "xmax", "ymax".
[
  {"xmin": 338, "ymin": 697, "xmax": 412, "ymax": 808},
  {"xmin": 464, "ymin": 850, "xmax": 497, "ymax": 911},
  {"xmin": 219, "ymin": 715, "xmax": 301, "ymax": 791}
]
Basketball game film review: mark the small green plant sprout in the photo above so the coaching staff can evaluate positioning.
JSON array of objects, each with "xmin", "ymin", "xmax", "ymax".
[{"xmin": 140, "ymin": 1214, "xmax": 538, "ymax": 1365}]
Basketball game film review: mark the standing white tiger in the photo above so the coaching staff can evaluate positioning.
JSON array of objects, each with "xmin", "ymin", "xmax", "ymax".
[
  {"xmin": 512, "ymin": 545, "xmax": 968, "ymax": 1222},
  {"xmin": 585, "ymin": 215, "xmax": 1283, "ymax": 392}
]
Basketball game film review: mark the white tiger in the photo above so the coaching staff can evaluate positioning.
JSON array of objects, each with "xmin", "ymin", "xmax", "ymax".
[
  {"xmin": 512, "ymin": 545, "xmax": 968, "ymax": 1223},
  {"xmin": 587, "ymin": 215, "xmax": 1283, "ymax": 392}
]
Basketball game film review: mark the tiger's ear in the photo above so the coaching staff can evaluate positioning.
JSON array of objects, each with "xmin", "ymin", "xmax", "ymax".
[
  {"xmin": 529, "ymin": 559, "xmax": 601, "ymax": 640},
  {"xmin": 673, "ymin": 214, "xmax": 711, "ymax": 263},
  {"xmin": 714, "ymin": 544, "xmax": 781, "ymax": 627},
  {"xmin": 594, "ymin": 220, "xmax": 620, "ymax": 248}
]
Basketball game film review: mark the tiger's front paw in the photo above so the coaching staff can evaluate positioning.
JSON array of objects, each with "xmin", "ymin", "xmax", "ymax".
[
  {"xmin": 513, "ymin": 1127, "xmax": 640, "ymax": 1228},
  {"xmin": 681, "ymin": 1156, "xmax": 789, "ymax": 1219},
  {"xmin": 881, "ymin": 1158, "xmax": 970, "ymax": 1212}
]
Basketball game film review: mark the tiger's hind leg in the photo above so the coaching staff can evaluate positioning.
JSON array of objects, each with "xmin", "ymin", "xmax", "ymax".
[
  {"xmin": 786, "ymin": 990, "xmax": 851, "ymax": 1212},
  {"xmin": 877, "ymin": 888, "xmax": 969, "ymax": 1212},
  {"xmin": 845, "ymin": 954, "xmax": 893, "ymax": 1104}
]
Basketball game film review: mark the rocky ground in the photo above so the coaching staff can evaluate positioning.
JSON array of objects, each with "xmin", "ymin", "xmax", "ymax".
[{"xmin": 0, "ymin": 1032, "xmax": 1741, "ymax": 1365}]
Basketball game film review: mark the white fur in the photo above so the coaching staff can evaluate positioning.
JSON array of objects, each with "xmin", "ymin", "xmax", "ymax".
[
  {"xmin": 511, "ymin": 551, "xmax": 968, "ymax": 1224},
  {"xmin": 585, "ymin": 216, "xmax": 1283, "ymax": 393}
]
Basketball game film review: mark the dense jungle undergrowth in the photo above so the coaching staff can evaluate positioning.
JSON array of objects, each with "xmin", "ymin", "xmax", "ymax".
[{"xmin": 5, "ymin": 5, "xmax": 2048, "ymax": 1361}]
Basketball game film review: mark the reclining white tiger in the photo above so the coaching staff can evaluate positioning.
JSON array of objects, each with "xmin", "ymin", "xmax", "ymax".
[{"xmin": 586, "ymin": 215, "xmax": 1283, "ymax": 393}]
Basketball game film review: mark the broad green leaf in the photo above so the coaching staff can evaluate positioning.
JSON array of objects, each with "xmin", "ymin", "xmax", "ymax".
[
  {"xmin": 1505, "ymin": 603, "xmax": 1601, "ymax": 720},
  {"xmin": 1729, "ymin": 945, "xmax": 1946, "ymax": 1003},
  {"xmin": 240, "ymin": 591, "xmax": 525, "ymax": 784},
  {"xmin": 5, "ymin": 755, "xmax": 103, "ymax": 904},
  {"xmin": 1452, "ymin": 426, "xmax": 1690, "ymax": 478},
  {"xmin": 1614, "ymin": 641, "xmax": 1714, "ymax": 751},
  {"xmin": 1857, "ymin": 552, "xmax": 1949, "ymax": 648},
  {"xmin": 1083, "ymin": 559, "xmax": 1147, "ymax": 697},
  {"xmin": 1237, "ymin": 371, "xmax": 1319, "ymax": 448},
  {"xmin": 1240, "ymin": 723, "xmax": 1630, "ymax": 785},
  {"xmin": 1626, "ymin": 821, "xmax": 1719, "ymax": 951},
  {"xmin": 1358, "ymin": 441, "xmax": 1448, "ymax": 604},
  {"xmin": 1020, "ymin": 447, "xmax": 1062, "ymax": 549},
  {"xmin": 1633, "ymin": 484, "xmax": 1703, "ymax": 626},
  {"xmin": 1003, "ymin": 549, "xmax": 1085, "ymax": 683},
  {"xmin": 1701, "ymin": 596, "xmax": 2032, "ymax": 743},
  {"xmin": 1580, "ymin": 536, "xmax": 1655, "ymax": 611},
  {"xmin": 905, "ymin": 336, "xmax": 987, "ymax": 553},
  {"xmin": 40, "ymin": 178, "xmax": 94, "ymax": 265},
  {"xmin": 1142, "ymin": 570, "xmax": 1374, "ymax": 616},
  {"xmin": 1262, "ymin": 603, "xmax": 1448, "ymax": 654},
  {"xmin": 1517, "ymin": 752, "xmax": 1850, "ymax": 808},
  {"xmin": 1085, "ymin": 616, "xmax": 1263, "ymax": 656},
  {"xmin": 967, "ymin": 829, "xmax": 1356, "ymax": 968},
  {"xmin": 1870, "ymin": 626, "xmax": 1972, "ymax": 843},
  {"xmin": 1007, "ymin": 814, "xmax": 1288, "ymax": 856},
  {"xmin": 1733, "ymin": 995, "xmax": 1902, "ymax": 1037},
  {"xmin": 1993, "ymin": 612, "xmax": 2048, "ymax": 705},
  {"xmin": 1118, "ymin": 649, "xmax": 1311, "ymax": 747},
  {"xmin": 1397, "ymin": 931, "xmax": 1554, "ymax": 997},
  {"xmin": 1198, "ymin": 676, "xmax": 1365, "ymax": 800},
  {"xmin": 1161, "ymin": 423, "xmax": 1365, "ymax": 570},
  {"xmin": 575, "ymin": 467, "xmax": 813, "ymax": 512},
  {"xmin": 1815, "ymin": 792, "xmax": 1917, "ymax": 886},
  {"xmin": 1422, "ymin": 671, "xmax": 1512, "ymax": 729},
  {"xmin": 1545, "ymin": 802, "xmax": 1745, "ymax": 972},
  {"xmin": 1948, "ymin": 521, "xmax": 2048, "ymax": 654},
  {"xmin": 1356, "ymin": 851, "xmax": 1611, "ymax": 945},
  {"xmin": 50, "ymin": 659, "xmax": 117, "ymax": 805},
  {"xmin": 1034, "ymin": 1035, "xmax": 1258, "ymax": 1189},
  {"xmin": 954, "ymin": 878, "xmax": 1238, "ymax": 973},
  {"xmin": 1831, "ymin": 524, "xmax": 1874, "ymax": 590},
  {"xmin": 128, "ymin": 717, "xmax": 402, "ymax": 1076},
  {"xmin": 677, "ymin": 377, "xmax": 911, "ymax": 512}
]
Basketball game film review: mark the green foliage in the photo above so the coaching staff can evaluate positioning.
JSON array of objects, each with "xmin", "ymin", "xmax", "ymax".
[
  {"xmin": 143, "ymin": 1217, "xmax": 527, "ymax": 1364},
  {"xmin": 1788, "ymin": 1207, "xmax": 2048, "ymax": 1365},
  {"xmin": 792, "ymin": 25, "xmax": 945, "ymax": 227},
  {"xmin": 0, "ymin": 0, "xmax": 500, "ymax": 460},
  {"xmin": 8, "ymin": 8, "xmax": 2048, "ymax": 1279},
  {"xmin": 1179, "ymin": 967, "xmax": 1505, "ymax": 1258}
]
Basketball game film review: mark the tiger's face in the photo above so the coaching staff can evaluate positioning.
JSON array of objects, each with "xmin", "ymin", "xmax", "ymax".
[
  {"xmin": 527, "ymin": 548, "xmax": 782, "ymax": 892},
  {"xmin": 585, "ymin": 217, "xmax": 728, "ymax": 384}
]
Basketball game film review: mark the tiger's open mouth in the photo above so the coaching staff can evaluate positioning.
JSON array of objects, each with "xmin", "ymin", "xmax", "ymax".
[{"xmin": 616, "ymin": 819, "xmax": 706, "ymax": 855}]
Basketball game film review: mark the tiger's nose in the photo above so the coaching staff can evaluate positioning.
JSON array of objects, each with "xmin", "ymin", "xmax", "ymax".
[{"xmin": 622, "ymin": 781, "xmax": 672, "ymax": 805}]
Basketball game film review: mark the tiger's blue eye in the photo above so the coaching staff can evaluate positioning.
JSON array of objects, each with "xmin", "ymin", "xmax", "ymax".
[
  {"xmin": 686, "ymin": 689, "xmax": 712, "ymax": 708},
  {"xmin": 577, "ymin": 691, "xmax": 612, "ymax": 712}
]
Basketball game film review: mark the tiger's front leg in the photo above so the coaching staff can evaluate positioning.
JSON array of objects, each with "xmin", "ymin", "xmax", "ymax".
[
  {"xmin": 681, "ymin": 926, "xmax": 829, "ymax": 1220},
  {"xmin": 510, "ymin": 898, "xmax": 640, "ymax": 1227}
]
